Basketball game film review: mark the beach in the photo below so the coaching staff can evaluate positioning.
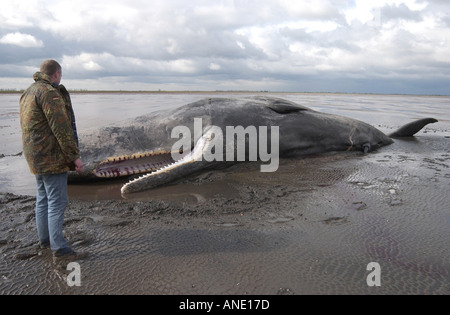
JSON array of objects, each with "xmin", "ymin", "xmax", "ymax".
[{"xmin": 0, "ymin": 92, "xmax": 449, "ymax": 294}]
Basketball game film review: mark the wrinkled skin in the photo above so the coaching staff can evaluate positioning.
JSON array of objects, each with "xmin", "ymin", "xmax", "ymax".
[{"xmin": 68, "ymin": 96, "xmax": 437, "ymax": 194}]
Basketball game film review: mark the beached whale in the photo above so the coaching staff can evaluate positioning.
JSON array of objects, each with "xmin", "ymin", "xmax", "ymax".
[{"xmin": 68, "ymin": 96, "xmax": 437, "ymax": 194}]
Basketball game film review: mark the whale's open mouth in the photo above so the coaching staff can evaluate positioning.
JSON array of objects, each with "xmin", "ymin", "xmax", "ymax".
[
  {"xmin": 93, "ymin": 151, "xmax": 178, "ymax": 178},
  {"xmin": 93, "ymin": 129, "xmax": 213, "ymax": 194},
  {"xmin": 120, "ymin": 129, "xmax": 213, "ymax": 194}
]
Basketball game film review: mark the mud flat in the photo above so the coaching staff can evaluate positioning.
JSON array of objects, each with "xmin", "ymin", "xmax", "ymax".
[
  {"xmin": 1, "ymin": 136, "xmax": 449, "ymax": 294},
  {"xmin": 1, "ymin": 92, "xmax": 449, "ymax": 294}
]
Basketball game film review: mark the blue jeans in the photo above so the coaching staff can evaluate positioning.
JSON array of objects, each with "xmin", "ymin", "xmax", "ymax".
[{"xmin": 35, "ymin": 173, "xmax": 71, "ymax": 253}]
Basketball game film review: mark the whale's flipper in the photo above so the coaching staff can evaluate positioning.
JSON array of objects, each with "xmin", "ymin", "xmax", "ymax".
[{"xmin": 389, "ymin": 118, "xmax": 438, "ymax": 138}]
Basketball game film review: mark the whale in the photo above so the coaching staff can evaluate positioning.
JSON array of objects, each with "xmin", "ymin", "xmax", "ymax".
[{"xmin": 68, "ymin": 96, "xmax": 438, "ymax": 194}]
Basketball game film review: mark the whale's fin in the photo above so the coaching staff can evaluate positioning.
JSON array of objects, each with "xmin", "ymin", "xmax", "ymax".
[
  {"xmin": 389, "ymin": 118, "xmax": 438, "ymax": 138},
  {"xmin": 266, "ymin": 100, "xmax": 309, "ymax": 114}
]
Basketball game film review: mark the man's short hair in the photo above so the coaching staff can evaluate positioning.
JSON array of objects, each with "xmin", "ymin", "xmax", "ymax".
[{"xmin": 40, "ymin": 60, "xmax": 62, "ymax": 76}]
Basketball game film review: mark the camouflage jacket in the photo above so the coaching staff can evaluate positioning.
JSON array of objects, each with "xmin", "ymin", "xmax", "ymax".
[{"xmin": 20, "ymin": 72, "xmax": 80, "ymax": 175}]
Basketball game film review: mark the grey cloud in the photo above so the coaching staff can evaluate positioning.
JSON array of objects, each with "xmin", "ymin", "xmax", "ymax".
[
  {"xmin": 380, "ymin": 3, "xmax": 423, "ymax": 22},
  {"xmin": 0, "ymin": 0, "xmax": 449, "ymax": 94}
]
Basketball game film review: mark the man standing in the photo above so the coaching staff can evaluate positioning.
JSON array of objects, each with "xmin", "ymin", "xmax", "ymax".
[{"xmin": 20, "ymin": 60, "xmax": 85, "ymax": 259}]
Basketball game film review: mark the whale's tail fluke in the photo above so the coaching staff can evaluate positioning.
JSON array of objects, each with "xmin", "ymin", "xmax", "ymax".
[{"xmin": 389, "ymin": 118, "xmax": 438, "ymax": 138}]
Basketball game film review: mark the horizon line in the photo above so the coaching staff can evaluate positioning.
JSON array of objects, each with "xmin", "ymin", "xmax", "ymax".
[{"xmin": 0, "ymin": 89, "xmax": 448, "ymax": 97}]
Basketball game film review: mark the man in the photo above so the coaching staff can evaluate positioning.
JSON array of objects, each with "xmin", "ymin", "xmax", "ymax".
[{"xmin": 20, "ymin": 60, "xmax": 85, "ymax": 260}]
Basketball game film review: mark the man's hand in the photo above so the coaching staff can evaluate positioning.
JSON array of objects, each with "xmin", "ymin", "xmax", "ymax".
[{"xmin": 74, "ymin": 158, "xmax": 84, "ymax": 173}]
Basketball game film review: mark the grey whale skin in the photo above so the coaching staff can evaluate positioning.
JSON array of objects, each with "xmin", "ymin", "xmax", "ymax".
[{"xmin": 68, "ymin": 96, "xmax": 438, "ymax": 194}]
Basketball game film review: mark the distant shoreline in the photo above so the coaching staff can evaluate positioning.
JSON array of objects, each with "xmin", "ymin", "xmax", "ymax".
[{"xmin": 1, "ymin": 90, "xmax": 448, "ymax": 97}]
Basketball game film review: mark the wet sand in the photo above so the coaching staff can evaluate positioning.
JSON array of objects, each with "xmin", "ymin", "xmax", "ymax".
[
  {"xmin": 1, "ymin": 138, "xmax": 449, "ymax": 294},
  {"xmin": 1, "ymin": 93, "xmax": 449, "ymax": 295}
]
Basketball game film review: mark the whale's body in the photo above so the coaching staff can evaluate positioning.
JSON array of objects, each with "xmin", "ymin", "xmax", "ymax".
[{"xmin": 68, "ymin": 97, "xmax": 437, "ymax": 194}]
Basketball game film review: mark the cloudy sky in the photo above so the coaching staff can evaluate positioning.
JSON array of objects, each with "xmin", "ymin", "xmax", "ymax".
[{"xmin": 1, "ymin": 0, "xmax": 449, "ymax": 94}]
